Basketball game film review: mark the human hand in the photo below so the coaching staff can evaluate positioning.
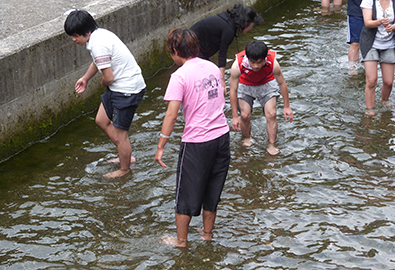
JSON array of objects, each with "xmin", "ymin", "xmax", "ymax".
[
  {"xmin": 386, "ymin": 24, "xmax": 394, "ymax": 33},
  {"xmin": 283, "ymin": 107, "xmax": 294, "ymax": 123},
  {"xmin": 155, "ymin": 147, "xmax": 167, "ymax": 168},
  {"xmin": 232, "ymin": 117, "xmax": 241, "ymax": 132},
  {"xmin": 75, "ymin": 78, "xmax": 87, "ymax": 93},
  {"xmin": 381, "ymin": 18, "xmax": 390, "ymax": 27},
  {"xmin": 222, "ymin": 84, "xmax": 227, "ymax": 96}
]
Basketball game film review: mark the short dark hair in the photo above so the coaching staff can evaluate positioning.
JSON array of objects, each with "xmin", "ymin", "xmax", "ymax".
[
  {"xmin": 167, "ymin": 28, "xmax": 199, "ymax": 59},
  {"xmin": 64, "ymin": 9, "xmax": 98, "ymax": 36},
  {"xmin": 227, "ymin": 4, "xmax": 263, "ymax": 31},
  {"xmin": 245, "ymin": 41, "xmax": 268, "ymax": 61}
]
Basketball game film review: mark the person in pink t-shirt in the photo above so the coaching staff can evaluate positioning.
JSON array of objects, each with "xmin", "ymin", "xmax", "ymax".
[{"xmin": 155, "ymin": 28, "xmax": 230, "ymax": 247}]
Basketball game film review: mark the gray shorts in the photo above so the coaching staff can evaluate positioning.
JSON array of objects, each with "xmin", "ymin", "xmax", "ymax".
[
  {"xmin": 237, "ymin": 80, "xmax": 280, "ymax": 113},
  {"xmin": 362, "ymin": 48, "xmax": 395, "ymax": 63}
]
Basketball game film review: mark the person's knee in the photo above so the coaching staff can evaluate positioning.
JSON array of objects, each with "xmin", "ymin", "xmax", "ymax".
[
  {"xmin": 383, "ymin": 80, "xmax": 393, "ymax": 89},
  {"xmin": 265, "ymin": 109, "xmax": 277, "ymax": 121},
  {"xmin": 366, "ymin": 77, "xmax": 378, "ymax": 89},
  {"xmin": 350, "ymin": 43, "xmax": 360, "ymax": 52},
  {"xmin": 240, "ymin": 111, "xmax": 251, "ymax": 122},
  {"xmin": 112, "ymin": 129, "xmax": 129, "ymax": 146}
]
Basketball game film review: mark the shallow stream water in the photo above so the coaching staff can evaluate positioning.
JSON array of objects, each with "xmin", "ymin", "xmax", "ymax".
[{"xmin": 1, "ymin": 0, "xmax": 395, "ymax": 269}]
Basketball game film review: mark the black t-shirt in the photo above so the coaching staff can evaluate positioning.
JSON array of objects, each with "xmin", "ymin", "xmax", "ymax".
[{"xmin": 190, "ymin": 13, "xmax": 237, "ymax": 68}]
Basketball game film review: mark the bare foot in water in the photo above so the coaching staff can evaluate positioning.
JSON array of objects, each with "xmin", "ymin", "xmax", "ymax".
[
  {"xmin": 267, "ymin": 143, "xmax": 280, "ymax": 156},
  {"xmin": 103, "ymin": 169, "xmax": 130, "ymax": 179},
  {"xmin": 107, "ymin": 156, "xmax": 136, "ymax": 163},
  {"xmin": 197, "ymin": 228, "xmax": 213, "ymax": 241},
  {"xmin": 161, "ymin": 235, "xmax": 187, "ymax": 247},
  {"xmin": 242, "ymin": 138, "xmax": 254, "ymax": 147},
  {"xmin": 382, "ymin": 100, "xmax": 394, "ymax": 108},
  {"xmin": 365, "ymin": 109, "xmax": 376, "ymax": 116}
]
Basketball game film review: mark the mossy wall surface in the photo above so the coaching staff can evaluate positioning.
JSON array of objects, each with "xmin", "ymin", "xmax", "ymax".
[{"xmin": 0, "ymin": 0, "xmax": 282, "ymax": 161}]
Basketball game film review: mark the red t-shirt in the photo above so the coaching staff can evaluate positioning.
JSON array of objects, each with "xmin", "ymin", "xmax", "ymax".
[{"xmin": 237, "ymin": 50, "xmax": 276, "ymax": 86}]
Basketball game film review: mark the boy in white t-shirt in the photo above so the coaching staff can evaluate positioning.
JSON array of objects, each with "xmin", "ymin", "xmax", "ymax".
[
  {"xmin": 64, "ymin": 10, "xmax": 146, "ymax": 178},
  {"xmin": 155, "ymin": 28, "xmax": 230, "ymax": 247}
]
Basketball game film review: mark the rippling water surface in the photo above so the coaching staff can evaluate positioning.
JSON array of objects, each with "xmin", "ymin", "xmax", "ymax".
[{"xmin": 2, "ymin": 0, "xmax": 395, "ymax": 269}]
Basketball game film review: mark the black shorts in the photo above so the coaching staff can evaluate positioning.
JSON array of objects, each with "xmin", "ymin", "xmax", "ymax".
[
  {"xmin": 175, "ymin": 132, "xmax": 230, "ymax": 216},
  {"xmin": 100, "ymin": 88, "xmax": 146, "ymax": 131}
]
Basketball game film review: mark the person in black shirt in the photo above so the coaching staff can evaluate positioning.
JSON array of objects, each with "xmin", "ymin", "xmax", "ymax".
[{"xmin": 190, "ymin": 4, "xmax": 262, "ymax": 94}]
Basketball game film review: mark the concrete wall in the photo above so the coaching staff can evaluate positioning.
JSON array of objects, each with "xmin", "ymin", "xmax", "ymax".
[{"xmin": 0, "ymin": 0, "xmax": 279, "ymax": 160}]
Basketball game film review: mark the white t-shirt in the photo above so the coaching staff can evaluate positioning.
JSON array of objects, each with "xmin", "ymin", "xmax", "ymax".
[
  {"xmin": 361, "ymin": 0, "xmax": 395, "ymax": 49},
  {"xmin": 164, "ymin": 57, "xmax": 229, "ymax": 143},
  {"xmin": 86, "ymin": 28, "xmax": 146, "ymax": 94}
]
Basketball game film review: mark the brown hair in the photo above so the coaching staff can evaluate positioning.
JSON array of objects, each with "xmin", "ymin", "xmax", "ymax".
[{"xmin": 166, "ymin": 28, "xmax": 199, "ymax": 59}]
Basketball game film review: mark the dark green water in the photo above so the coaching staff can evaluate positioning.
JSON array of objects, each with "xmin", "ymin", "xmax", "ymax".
[{"xmin": 1, "ymin": 0, "xmax": 395, "ymax": 269}]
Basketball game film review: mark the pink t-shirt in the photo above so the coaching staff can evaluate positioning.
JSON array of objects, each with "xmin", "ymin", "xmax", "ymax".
[{"xmin": 164, "ymin": 57, "xmax": 229, "ymax": 143}]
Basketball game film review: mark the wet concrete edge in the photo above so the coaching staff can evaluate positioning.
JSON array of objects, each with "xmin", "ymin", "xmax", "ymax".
[{"xmin": 0, "ymin": 0, "xmax": 280, "ymax": 161}]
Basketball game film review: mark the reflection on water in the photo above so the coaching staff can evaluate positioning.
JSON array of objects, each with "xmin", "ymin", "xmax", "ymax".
[{"xmin": 1, "ymin": 0, "xmax": 395, "ymax": 268}]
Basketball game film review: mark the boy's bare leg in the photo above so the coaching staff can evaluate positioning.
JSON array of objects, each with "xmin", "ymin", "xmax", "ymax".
[
  {"xmin": 320, "ymin": 0, "xmax": 330, "ymax": 15},
  {"xmin": 162, "ymin": 213, "xmax": 191, "ymax": 247},
  {"xmin": 197, "ymin": 210, "xmax": 216, "ymax": 241},
  {"xmin": 348, "ymin": 43, "xmax": 360, "ymax": 76},
  {"xmin": 239, "ymin": 99, "xmax": 254, "ymax": 147},
  {"xmin": 265, "ymin": 98, "xmax": 279, "ymax": 155},
  {"xmin": 104, "ymin": 129, "xmax": 131, "ymax": 178},
  {"xmin": 95, "ymin": 104, "xmax": 131, "ymax": 178},
  {"xmin": 107, "ymin": 156, "xmax": 136, "ymax": 163},
  {"xmin": 321, "ymin": 0, "xmax": 330, "ymax": 8},
  {"xmin": 333, "ymin": 0, "xmax": 343, "ymax": 12}
]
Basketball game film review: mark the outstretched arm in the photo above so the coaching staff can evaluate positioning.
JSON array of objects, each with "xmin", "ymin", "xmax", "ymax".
[
  {"xmin": 273, "ymin": 60, "xmax": 293, "ymax": 123},
  {"xmin": 229, "ymin": 60, "xmax": 241, "ymax": 132},
  {"xmin": 75, "ymin": 62, "xmax": 98, "ymax": 93},
  {"xmin": 155, "ymin": 100, "xmax": 181, "ymax": 168}
]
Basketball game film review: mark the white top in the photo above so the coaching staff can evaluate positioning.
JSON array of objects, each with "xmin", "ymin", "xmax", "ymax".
[
  {"xmin": 164, "ymin": 58, "xmax": 229, "ymax": 143},
  {"xmin": 86, "ymin": 28, "xmax": 146, "ymax": 94},
  {"xmin": 361, "ymin": 0, "xmax": 395, "ymax": 49}
]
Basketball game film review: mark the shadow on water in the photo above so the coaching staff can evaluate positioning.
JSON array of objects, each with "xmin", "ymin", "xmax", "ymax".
[{"xmin": 2, "ymin": 0, "xmax": 395, "ymax": 269}]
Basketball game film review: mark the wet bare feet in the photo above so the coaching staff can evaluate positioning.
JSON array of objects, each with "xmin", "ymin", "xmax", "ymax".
[
  {"xmin": 267, "ymin": 143, "xmax": 280, "ymax": 156},
  {"xmin": 382, "ymin": 100, "xmax": 393, "ymax": 108},
  {"xmin": 365, "ymin": 109, "xmax": 376, "ymax": 116},
  {"xmin": 197, "ymin": 228, "xmax": 213, "ymax": 241},
  {"xmin": 242, "ymin": 138, "xmax": 254, "ymax": 147},
  {"xmin": 107, "ymin": 155, "xmax": 136, "ymax": 163},
  {"xmin": 161, "ymin": 235, "xmax": 187, "ymax": 247},
  {"xmin": 103, "ymin": 169, "xmax": 130, "ymax": 179},
  {"xmin": 349, "ymin": 62, "xmax": 358, "ymax": 76}
]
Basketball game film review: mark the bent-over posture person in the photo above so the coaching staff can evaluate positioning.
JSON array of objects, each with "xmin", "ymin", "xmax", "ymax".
[
  {"xmin": 64, "ymin": 10, "xmax": 146, "ymax": 178},
  {"xmin": 155, "ymin": 28, "xmax": 230, "ymax": 247},
  {"xmin": 190, "ymin": 3, "xmax": 262, "ymax": 94},
  {"xmin": 230, "ymin": 41, "xmax": 293, "ymax": 155}
]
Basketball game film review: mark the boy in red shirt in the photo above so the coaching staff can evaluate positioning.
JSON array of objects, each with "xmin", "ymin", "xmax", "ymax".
[{"xmin": 230, "ymin": 41, "xmax": 293, "ymax": 155}]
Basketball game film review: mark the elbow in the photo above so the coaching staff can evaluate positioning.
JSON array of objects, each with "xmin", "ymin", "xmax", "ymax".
[{"xmin": 101, "ymin": 77, "xmax": 114, "ymax": 87}]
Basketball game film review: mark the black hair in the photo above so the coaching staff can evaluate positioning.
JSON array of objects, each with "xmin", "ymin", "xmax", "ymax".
[
  {"xmin": 64, "ymin": 10, "xmax": 98, "ymax": 36},
  {"xmin": 226, "ymin": 4, "xmax": 263, "ymax": 31},
  {"xmin": 167, "ymin": 28, "xmax": 199, "ymax": 59},
  {"xmin": 245, "ymin": 41, "xmax": 268, "ymax": 61}
]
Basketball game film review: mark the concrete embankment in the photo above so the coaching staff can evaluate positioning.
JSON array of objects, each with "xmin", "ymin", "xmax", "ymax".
[{"xmin": 0, "ymin": 0, "xmax": 280, "ymax": 161}]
